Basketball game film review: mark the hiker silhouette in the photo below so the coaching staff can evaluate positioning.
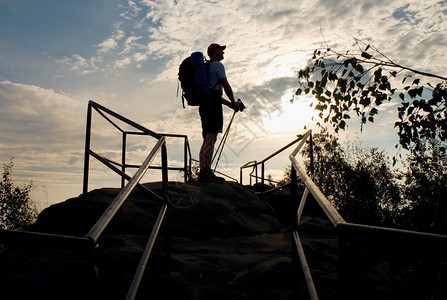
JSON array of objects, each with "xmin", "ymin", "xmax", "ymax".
[{"xmin": 198, "ymin": 43, "xmax": 240, "ymax": 183}]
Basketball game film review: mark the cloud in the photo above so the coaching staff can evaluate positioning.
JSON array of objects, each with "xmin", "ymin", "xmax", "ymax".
[
  {"xmin": 120, "ymin": 35, "xmax": 143, "ymax": 54},
  {"xmin": 0, "ymin": 83, "xmax": 87, "ymax": 176},
  {"xmin": 0, "ymin": 81, "xmax": 86, "ymax": 144},
  {"xmin": 0, "ymin": 81, "xmax": 91, "ymax": 202},
  {"xmin": 98, "ymin": 38, "xmax": 119, "ymax": 53},
  {"xmin": 54, "ymin": 0, "xmax": 447, "ymax": 80},
  {"xmin": 55, "ymin": 0, "xmax": 447, "ymax": 95},
  {"xmin": 4, "ymin": 0, "xmax": 447, "ymax": 204}
]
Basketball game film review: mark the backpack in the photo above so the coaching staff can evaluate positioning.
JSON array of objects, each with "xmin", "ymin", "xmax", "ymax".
[{"xmin": 178, "ymin": 52, "xmax": 211, "ymax": 107}]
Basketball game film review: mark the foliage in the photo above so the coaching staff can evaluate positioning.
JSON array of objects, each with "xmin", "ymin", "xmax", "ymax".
[
  {"xmin": 0, "ymin": 159, "xmax": 38, "ymax": 230},
  {"xmin": 295, "ymin": 128, "xmax": 447, "ymax": 234},
  {"xmin": 190, "ymin": 161, "xmax": 200, "ymax": 181},
  {"xmin": 301, "ymin": 128, "xmax": 403, "ymax": 226},
  {"xmin": 295, "ymin": 42, "xmax": 447, "ymax": 156},
  {"xmin": 399, "ymin": 139, "xmax": 447, "ymax": 234}
]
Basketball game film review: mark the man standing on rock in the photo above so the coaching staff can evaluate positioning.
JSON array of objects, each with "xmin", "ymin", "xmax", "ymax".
[{"xmin": 198, "ymin": 43, "xmax": 240, "ymax": 183}]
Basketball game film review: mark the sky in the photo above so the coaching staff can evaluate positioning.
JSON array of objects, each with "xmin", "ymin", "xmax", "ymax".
[{"xmin": 1, "ymin": 0, "xmax": 446, "ymax": 210}]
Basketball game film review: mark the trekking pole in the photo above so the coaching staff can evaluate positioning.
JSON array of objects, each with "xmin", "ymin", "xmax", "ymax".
[
  {"xmin": 212, "ymin": 110, "xmax": 236, "ymax": 172},
  {"xmin": 212, "ymin": 99, "xmax": 245, "ymax": 172}
]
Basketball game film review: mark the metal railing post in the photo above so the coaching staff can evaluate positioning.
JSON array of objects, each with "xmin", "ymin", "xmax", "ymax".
[
  {"xmin": 254, "ymin": 165, "xmax": 258, "ymax": 185},
  {"xmin": 291, "ymin": 164, "xmax": 298, "ymax": 212},
  {"xmin": 122, "ymin": 132, "xmax": 127, "ymax": 188},
  {"xmin": 290, "ymin": 163, "xmax": 299, "ymax": 286},
  {"xmin": 261, "ymin": 162, "xmax": 265, "ymax": 194},
  {"xmin": 309, "ymin": 132, "xmax": 314, "ymax": 176},
  {"xmin": 184, "ymin": 137, "xmax": 188, "ymax": 183},
  {"xmin": 83, "ymin": 102, "xmax": 92, "ymax": 196},
  {"xmin": 161, "ymin": 143, "xmax": 168, "ymax": 193},
  {"xmin": 161, "ymin": 142, "xmax": 171, "ymax": 261}
]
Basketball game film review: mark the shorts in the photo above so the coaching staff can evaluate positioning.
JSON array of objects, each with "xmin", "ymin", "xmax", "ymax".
[{"xmin": 199, "ymin": 90, "xmax": 223, "ymax": 138}]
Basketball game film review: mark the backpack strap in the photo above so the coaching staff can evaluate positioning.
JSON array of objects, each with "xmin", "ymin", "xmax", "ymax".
[
  {"xmin": 206, "ymin": 60, "xmax": 221, "ymax": 91},
  {"xmin": 176, "ymin": 79, "xmax": 187, "ymax": 108}
]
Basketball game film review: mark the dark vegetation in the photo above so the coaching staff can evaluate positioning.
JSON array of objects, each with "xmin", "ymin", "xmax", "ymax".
[
  {"xmin": 297, "ymin": 127, "xmax": 447, "ymax": 235},
  {"xmin": 293, "ymin": 41, "xmax": 446, "ymax": 235},
  {"xmin": 295, "ymin": 41, "xmax": 447, "ymax": 159},
  {"xmin": 0, "ymin": 159, "xmax": 37, "ymax": 231}
]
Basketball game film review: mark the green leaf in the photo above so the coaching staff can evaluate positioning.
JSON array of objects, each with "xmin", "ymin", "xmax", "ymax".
[
  {"xmin": 329, "ymin": 72, "xmax": 338, "ymax": 81},
  {"xmin": 416, "ymin": 87, "xmax": 424, "ymax": 96},
  {"xmin": 361, "ymin": 51, "xmax": 373, "ymax": 59},
  {"xmin": 315, "ymin": 104, "xmax": 327, "ymax": 111},
  {"xmin": 347, "ymin": 58, "xmax": 358, "ymax": 67},
  {"xmin": 374, "ymin": 68, "xmax": 382, "ymax": 82},
  {"xmin": 355, "ymin": 64, "xmax": 364, "ymax": 74},
  {"xmin": 370, "ymin": 108, "xmax": 379, "ymax": 116}
]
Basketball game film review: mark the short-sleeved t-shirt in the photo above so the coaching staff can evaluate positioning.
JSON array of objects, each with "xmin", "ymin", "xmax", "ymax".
[{"xmin": 207, "ymin": 61, "xmax": 226, "ymax": 92}]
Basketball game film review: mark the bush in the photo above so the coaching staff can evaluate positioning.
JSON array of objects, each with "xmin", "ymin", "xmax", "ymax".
[
  {"xmin": 301, "ymin": 128, "xmax": 403, "ymax": 227},
  {"xmin": 297, "ymin": 128, "xmax": 447, "ymax": 234},
  {"xmin": 400, "ymin": 139, "xmax": 447, "ymax": 234},
  {"xmin": 0, "ymin": 159, "xmax": 38, "ymax": 230}
]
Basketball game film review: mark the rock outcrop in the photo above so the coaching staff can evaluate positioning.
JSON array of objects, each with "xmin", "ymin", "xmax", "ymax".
[{"xmin": 0, "ymin": 182, "xmax": 314, "ymax": 299}]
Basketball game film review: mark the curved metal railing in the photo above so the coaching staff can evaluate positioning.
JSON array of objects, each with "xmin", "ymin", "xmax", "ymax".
[
  {"xmin": 0, "ymin": 101, "xmax": 181, "ymax": 300},
  {"xmin": 239, "ymin": 137, "xmax": 302, "ymax": 195},
  {"xmin": 83, "ymin": 101, "xmax": 193, "ymax": 193},
  {"xmin": 82, "ymin": 101, "xmax": 171, "ymax": 299},
  {"xmin": 288, "ymin": 129, "xmax": 447, "ymax": 300},
  {"xmin": 240, "ymin": 129, "xmax": 447, "ymax": 299}
]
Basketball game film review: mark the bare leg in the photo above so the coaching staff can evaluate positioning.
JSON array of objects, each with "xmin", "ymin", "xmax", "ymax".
[{"xmin": 200, "ymin": 133, "xmax": 218, "ymax": 169}]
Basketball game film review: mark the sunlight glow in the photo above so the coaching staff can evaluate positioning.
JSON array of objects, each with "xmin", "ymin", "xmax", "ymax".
[{"xmin": 261, "ymin": 91, "xmax": 317, "ymax": 133}]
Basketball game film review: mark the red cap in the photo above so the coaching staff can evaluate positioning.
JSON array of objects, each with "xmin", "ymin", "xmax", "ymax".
[{"xmin": 207, "ymin": 43, "xmax": 226, "ymax": 56}]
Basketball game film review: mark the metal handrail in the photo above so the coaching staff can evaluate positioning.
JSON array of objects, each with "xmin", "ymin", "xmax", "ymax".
[
  {"xmin": 120, "ymin": 132, "xmax": 193, "ymax": 186},
  {"xmin": 86, "ymin": 137, "xmax": 166, "ymax": 243},
  {"xmin": 126, "ymin": 203, "xmax": 168, "ymax": 300},
  {"xmin": 0, "ymin": 101, "xmax": 173, "ymax": 300},
  {"xmin": 289, "ymin": 131, "xmax": 345, "ymax": 227},
  {"xmin": 239, "ymin": 137, "xmax": 301, "ymax": 194},
  {"xmin": 83, "ymin": 101, "xmax": 192, "ymax": 194},
  {"xmin": 288, "ymin": 129, "xmax": 447, "ymax": 300},
  {"xmin": 82, "ymin": 101, "xmax": 171, "ymax": 299}
]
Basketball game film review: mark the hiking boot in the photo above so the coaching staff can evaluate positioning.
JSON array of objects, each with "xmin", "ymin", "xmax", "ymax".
[
  {"xmin": 207, "ymin": 168, "xmax": 225, "ymax": 184},
  {"xmin": 198, "ymin": 169, "xmax": 214, "ymax": 183},
  {"xmin": 198, "ymin": 168, "xmax": 225, "ymax": 184}
]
